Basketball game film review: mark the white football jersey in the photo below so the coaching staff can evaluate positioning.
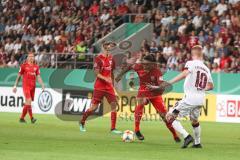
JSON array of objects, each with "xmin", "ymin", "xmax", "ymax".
[{"xmin": 183, "ymin": 60, "xmax": 213, "ymax": 106}]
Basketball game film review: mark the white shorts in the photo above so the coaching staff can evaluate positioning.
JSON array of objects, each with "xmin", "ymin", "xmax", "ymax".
[{"xmin": 172, "ymin": 100, "xmax": 202, "ymax": 120}]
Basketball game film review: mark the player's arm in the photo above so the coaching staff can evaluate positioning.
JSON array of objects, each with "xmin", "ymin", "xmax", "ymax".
[
  {"xmin": 205, "ymin": 82, "xmax": 214, "ymax": 91},
  {"xmin": 95, "ymin": 69, "xmax": 112, "ymax": 83},
  {"xmin": 169, "ymin": 70, "xmax": 189, "ymax": 85},
  {"xmin": 13, "ymin": 73, "xmax": 21, "ymax": 93},
  {"xmin": 37, "ymin": 75, "xmax": 45, "ymax": 91},
  {"xmin": 115, "ymin": 65, "xmax": 132, "ymax": 83},
  {"xmin": 146, "ymin": 70, "xmax": 189, "ymax": 91},
  {"xmin": 205, "ymin": 73, "xmax": 214, "ymax": 91},
  {"xmin": 111, "ymin": 72, "xmax": 115, "ymax": 86}
]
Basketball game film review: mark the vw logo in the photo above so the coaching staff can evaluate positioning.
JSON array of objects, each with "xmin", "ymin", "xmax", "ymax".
[{"xmin": 38, "ymin": 91, "xmax": 53, "ymax": 112}]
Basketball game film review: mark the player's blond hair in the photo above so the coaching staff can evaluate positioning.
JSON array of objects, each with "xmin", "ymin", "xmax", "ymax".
[{"xmin": 191, "ymin": 45, "xmax": 203, "ymax": 58}]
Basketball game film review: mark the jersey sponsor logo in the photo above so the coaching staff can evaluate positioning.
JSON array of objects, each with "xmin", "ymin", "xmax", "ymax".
[
  {"xmin": 104, "ymin": 66, "xmax": 112, "ymax": 70},
  {"xmin": 38, "ymin": 91, "xmax": 53, "ymax": 112}
]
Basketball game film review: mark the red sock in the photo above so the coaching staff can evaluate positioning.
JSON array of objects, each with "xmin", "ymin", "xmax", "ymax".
[
  {"xmin": 165, "ymin": 121, "xmax": 178, "ymax": 139},
  {"xmin": 20, "ymin": 105, "xmax": 28, "ymax": 119},
  {"xmin": 111, "ymin": 111, "xmax": 117, "ymax": 130},
  {"xmin": 81, "ymin": 109, "xmax": 93, "ymax": 125},
  {"xmin": 26, "ymin": 105, "xmax": 33, "ymax": 119},
  {"xmin": 134, "ymin": 104, "xmax": 144, "ymax": 132}
]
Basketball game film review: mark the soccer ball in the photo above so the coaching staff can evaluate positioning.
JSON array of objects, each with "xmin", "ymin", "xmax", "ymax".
[{"xmin": 122, "ymin": 130, "xmax": 135, "ymax": 142}]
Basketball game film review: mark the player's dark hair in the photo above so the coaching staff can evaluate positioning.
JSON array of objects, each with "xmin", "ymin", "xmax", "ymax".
[{"xmin": 143, "ymin": 54, "xmax": 156, "ymax": 62}]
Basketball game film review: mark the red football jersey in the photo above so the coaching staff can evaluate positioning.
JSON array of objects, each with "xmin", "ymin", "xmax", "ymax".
[
  {"xmin": 19, "ymin": 63, "xmax": 40, "ymax": 88},
  {"xmin": 94, "ymin": 54, "xmax": 115, "ymax": 89},
  {"xmin": 130, "ymin": 63, "xmax": 163, "ymax": 97}
]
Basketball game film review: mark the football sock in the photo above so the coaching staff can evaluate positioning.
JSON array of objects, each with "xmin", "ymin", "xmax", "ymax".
[
  {"xmin": 192, "ymin": 122, "xmax": 201, "ymax": 144},
  {"xmin": 81, "ymin": 109, "xmax": 93, "ymax": 125},
  {"xmin": 26, "ymin": 105, "xmax": 33, "ymax": 119},
  {"xmin": 134, "ymin": 104, "xmax": 144, "ymax": 132},
  {"xmin": 20, "ymin": 105, "xmax": 28, "ymax": 119},
  {"xmin": 172, "ymin": 120, "xmax": 189, "ymax": 138},
  {"xmin": 111, "ymin": 111, "xmax": 117, "ymax": 130},
  {"xmin": 165, "ymin": 121, "xmax": 178, "ymax": 138}
]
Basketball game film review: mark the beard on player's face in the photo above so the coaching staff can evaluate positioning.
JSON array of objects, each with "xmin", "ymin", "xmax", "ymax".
[
  {"xmin": 142, "ymin": 60, "xmax": 154, "ymax": 70},
  {"xmin": 27, "ymin": 55, "xmax": 34, "ymax": 63}
]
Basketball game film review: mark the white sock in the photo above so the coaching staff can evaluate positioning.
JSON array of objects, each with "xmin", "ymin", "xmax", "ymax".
[
  {"xmin": 193, "ymin": 125, "xmax": 201, "ymax": 145},
  {"xmin": 172, "ymin": 120, "xmax": 189, "ymax": 139}
]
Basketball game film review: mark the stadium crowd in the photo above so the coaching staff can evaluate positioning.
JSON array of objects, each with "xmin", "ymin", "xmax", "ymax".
[{"xmin": 0, "ymin": 0, "xmax": 239, "ymax": 73}]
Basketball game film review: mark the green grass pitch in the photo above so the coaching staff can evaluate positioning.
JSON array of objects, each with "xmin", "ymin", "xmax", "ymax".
[{"xmin": 0, "ymin": 112, "xmax": 240, "ymax": 160}]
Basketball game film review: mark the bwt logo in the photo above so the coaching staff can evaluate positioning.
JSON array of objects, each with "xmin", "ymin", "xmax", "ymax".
[
  {"xmin": 63, "ymin": 93, "xmax": 100, "ymax": 113},
  {"xmin": 226, "ymin": 100, "xmax": 240, "ymax": 117}
]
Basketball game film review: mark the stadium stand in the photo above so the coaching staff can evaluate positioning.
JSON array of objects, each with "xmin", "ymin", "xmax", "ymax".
[{"xmin": 0, "ymin": 0, "xmax": 239, "ymax": 72}]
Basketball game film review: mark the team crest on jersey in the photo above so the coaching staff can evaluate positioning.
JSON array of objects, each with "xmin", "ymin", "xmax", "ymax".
[{"xmin": 94, "ymin": 62, "xmax": 98, "ymax": 68}]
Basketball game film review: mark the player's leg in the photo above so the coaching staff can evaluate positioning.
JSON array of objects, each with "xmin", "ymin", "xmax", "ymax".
[
  {"xmin": 20, "ymin": 88, "xmax": 31, "ymax": 123},
  {"xmin": 79, "ymin": 90, "xmax": 103, "ymax": 131},
  {"xmin": 169, "ymin": 101, "xmax": 194, "ymax": 148},
  {"xmin": 149, "ymin": 96, "xmax": 180, "ymax": 142},
  {"xmin": 190, "ymin": 106, "xmax": 202, "ymax": 148},
  {"xmin": 134, "ymin": 97, "xmax": 146, "ymax": 140},
  {"xmin": 105, "ymin": 89, "xmax": 122, "ymax": 134},
  {"xmin": 28, "ymin": 88, "xmax": 37, "ymax": 123}
]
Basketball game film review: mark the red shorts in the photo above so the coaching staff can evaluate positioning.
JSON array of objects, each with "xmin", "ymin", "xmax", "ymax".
[
  {"xmin": 23, "ymin": 87, "xmax": 35, "ymax": 101},
  {"xmin": 91, "ymin": 87, "xmax": 117, "ymax": 105},
  {"xmin": 143, "ymin": 96, "xmax": 167, "ymax": 113}
]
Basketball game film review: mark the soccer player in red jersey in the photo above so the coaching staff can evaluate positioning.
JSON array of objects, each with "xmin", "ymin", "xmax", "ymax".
[
  {"xmin": 13, "ymin": 53, "xmax": 45, "ymax": 123},
  {"xmin": 79, "ymin": 42, "xmax": 122, "ymax": 134},
  {"xmin": 116, "ymin": 54, "xmax": 180, "ymax": 142}
]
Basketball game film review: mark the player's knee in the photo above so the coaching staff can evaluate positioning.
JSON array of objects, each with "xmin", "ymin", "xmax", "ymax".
[
  {"xmin": 159, "ymin": 112, "xmax": 166, "ymax": 119},
  {"xmin": 25, "ymin": 98, "xmax": 32, "ymax": 105},
  {"xmin": 191, "ymin": 119, "xmax": 199, "ymax": 127},
  {"xmin": 165, "ymin": 112, "xmax": 177, "ymax": 123},
  {"xmin": 110, "ymin": 102, "xmax": 118, "ymax": 111},
  {"xmin": 89, "ymin": 103, "xmax": 99, "ymax": 111}
]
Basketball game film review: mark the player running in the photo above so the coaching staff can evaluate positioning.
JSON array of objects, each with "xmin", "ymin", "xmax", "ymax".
[
  {"xmin": 148, "ymin": 45, "xmax": 214, "ymax": 148},
  {"xmin": 13, "ymin": 53, "xmax": 45, "ymax": 123},
  {"xmin": 115, "ymin": 54, "xmax": 180, "ymax": 142},
  {"xmin": 79, "ymin": 42, "xmax": 122, "ymax": 135}
]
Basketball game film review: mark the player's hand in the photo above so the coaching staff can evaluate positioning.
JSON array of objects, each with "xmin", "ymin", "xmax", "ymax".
[
  {"xmin": 115, "ymin": 76, "xmax": 121, "ymax": 83},
  {"xmin": 158, "ymin": 81, "xmax": 171, "ymax": 91},
  {"xmin": 104, "ymin": 77, "xmax": 112, "ymax": 83},
  {"xmin": 42, "ymin": 85, "xmax": 45, "ymax": 91},
  {"xmin": 13, "ymin": 86, "xmax": 17, "ymax": 93},
  {"xmin": 146, "ymin": 83, "xmax": 160, "ymax": 91}
]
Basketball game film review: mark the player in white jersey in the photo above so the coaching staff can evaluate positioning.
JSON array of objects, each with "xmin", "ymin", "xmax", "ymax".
[{"xmin": 147, "ymin": 45, "xmax": 214, "ymax": 148}]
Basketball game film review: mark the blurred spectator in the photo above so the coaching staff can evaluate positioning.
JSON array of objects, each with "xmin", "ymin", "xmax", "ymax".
[
  {"xmin": 0, "ymin": 0, "xmax": 238, "ymax": 72},
  {"xmin": 219, "ymin": 53, "xmax": 232, "ymax": 70},
  {"xmin": 215, "ymin": 0, "xmax": 228, "ymax": 16},
  {"xmin": 167, "ymin": 51, "xmax": 178, "ymax": 70},
  {"xmin": 7, "ymin": 55, "xmax": 18, "ymax": 68},
  {"xmin": 212, "ymin": 63, "xmax": 221, "ymax": 73}
]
